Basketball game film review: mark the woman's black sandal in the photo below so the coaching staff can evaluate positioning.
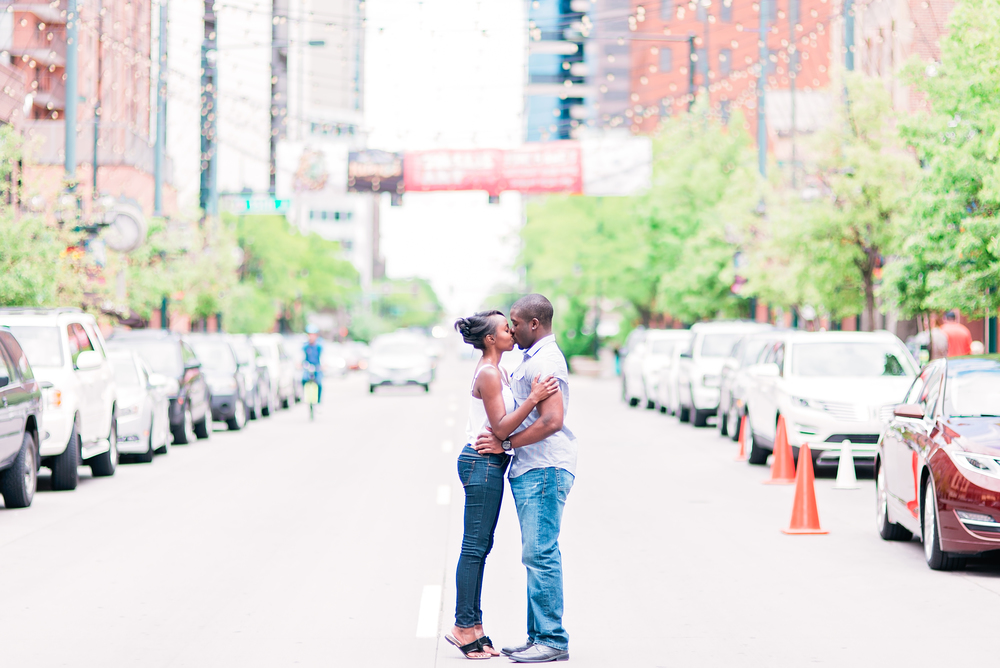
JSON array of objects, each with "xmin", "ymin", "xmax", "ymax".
[
  {"xmin": 479, "ymin": 636, "xmax": 499, "ymax": 655},
  {"xmin": 444, "ymin": 634, "xmax": 490, "ymax": 660}
]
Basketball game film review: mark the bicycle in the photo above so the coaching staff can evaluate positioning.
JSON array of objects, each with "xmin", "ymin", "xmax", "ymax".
[{"xmin": 302, "ymin": 363, "xmax": 320, "ymax": 420}]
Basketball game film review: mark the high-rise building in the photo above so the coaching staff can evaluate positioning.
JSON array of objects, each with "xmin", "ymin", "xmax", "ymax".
[{"xmin": 525, "ymin": 0, "xmax": 595, "ymax": 141}]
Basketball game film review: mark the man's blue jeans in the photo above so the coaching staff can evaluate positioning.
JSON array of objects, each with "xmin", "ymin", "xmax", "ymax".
[
  {"xmin": 454, "ymin": 446, "xmax": 509, "ymax": 628},
  {"xmin": 509, "ymin": 467, "xmax": 574, "ymax": 651}
]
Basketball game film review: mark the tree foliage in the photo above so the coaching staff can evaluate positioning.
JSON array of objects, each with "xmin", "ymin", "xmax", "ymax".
[{"xmin": 884, "ymin": 0, "xmax": 1000, "ymax": 317}]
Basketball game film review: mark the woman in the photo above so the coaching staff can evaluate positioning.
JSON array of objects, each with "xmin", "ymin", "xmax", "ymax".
[{"xmin": 446, "ymin": 310, "xmax": 558, "ymax": 660}]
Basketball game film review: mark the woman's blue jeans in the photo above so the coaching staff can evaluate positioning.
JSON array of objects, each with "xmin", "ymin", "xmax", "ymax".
[{"xmin": 454, "ymin": 445, "xmax": 509, "ymax": 629}]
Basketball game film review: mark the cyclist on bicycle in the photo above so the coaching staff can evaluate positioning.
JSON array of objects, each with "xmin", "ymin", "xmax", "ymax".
[{"xmin": 302, "ymin": 326, "xmax": 324, "ymax": 403}]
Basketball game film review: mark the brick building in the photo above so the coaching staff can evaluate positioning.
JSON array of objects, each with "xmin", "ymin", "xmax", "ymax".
[{"xmin": 1, "ymin": 0, "xmax": 174, "ymax": 219}]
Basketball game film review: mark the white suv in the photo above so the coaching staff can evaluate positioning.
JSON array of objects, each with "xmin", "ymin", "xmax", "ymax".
[{"xmin": 0, "ymin": 309, "xmax": 119, "ymax": 489}]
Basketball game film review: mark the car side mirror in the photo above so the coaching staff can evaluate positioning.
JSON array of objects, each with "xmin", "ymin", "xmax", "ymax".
[
  {"xmin": 893, "ymin": 403, "xmax": 925, "ymax": 420},
  {"xmin": 184, "ymin": 360, "xmax": 201, "ymax": 371},
  {"xmin": 39, "ymin": 380, "xmax": 54, "ymax": 390},
  {"xmin": 749, "ymin": 363, "xmax": 780, "ymax": 377},
  {"xmin": 75, "ymin": 350, "xmax": 103, "ymax": 370}
]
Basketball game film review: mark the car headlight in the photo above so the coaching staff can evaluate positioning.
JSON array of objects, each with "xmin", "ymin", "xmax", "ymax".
[
  {"xmin": 950, "ymin": 451, "xmax": 1000, "ymax": 480},
  {"xmin": 209, "ymin": 379, "xmax": 238, "ymax": 394},
  {"xmin": 702, "ymin": 374, "xmax": 721, "ymax": 388},
  {"xmin": 119, "ymin": 403, "xmax": 141, "ymax": 416}
]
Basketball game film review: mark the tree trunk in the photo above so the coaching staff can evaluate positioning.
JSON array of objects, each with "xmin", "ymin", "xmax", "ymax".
[{"xmin": 862, "ymin": 270, "xmax": 877, "ymax": 332}]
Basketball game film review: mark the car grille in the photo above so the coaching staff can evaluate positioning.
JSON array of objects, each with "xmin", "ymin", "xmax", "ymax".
[
  {"xmin": 824, "ymin": 434, "xmax": 879, "ymax": 445},
  {"xmin": 814, "ymin": 400, "xmax": 864, "ymax": 421}
]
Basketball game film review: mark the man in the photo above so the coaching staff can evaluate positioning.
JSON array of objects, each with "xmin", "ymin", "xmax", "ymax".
[
  {"xmin": 302, "ymin": 326, "xmax": 324, "ymax": 403},
  {"xmin": 475, "ymin": 294, "xmax": 576, "ymax": 664},
  {"xmin": 929, "ymin": 314, "xmax": 949, "ymax": 361},
  {"xmin": 940, "ymin": 311, "xmax": 973, "ymax": 357}
]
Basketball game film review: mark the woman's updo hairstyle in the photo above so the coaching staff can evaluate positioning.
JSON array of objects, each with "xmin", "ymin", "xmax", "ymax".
[{"xmin": 454, "ymin": 310, "xmax": 505, "ymax": 351}]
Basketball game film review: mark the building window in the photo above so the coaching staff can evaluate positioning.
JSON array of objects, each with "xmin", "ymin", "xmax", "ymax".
[
  {"xmin": 719, "ymin": 48, "xmax": 732, "ymax": 76},
  {"xmin": 660, "ymin": 0, "xmax": 674, "ymax": 20},
  {"xmin": 696, "ymin": 1, "xmax": 707, "ymax": 22},
  {"xmin": 789, "ymin": 0, "xmax": 800, "ymax": 22},
  {"xmin": 720, "ymin": 100, "xmax": 731, "ymax": 124},
  {"xmin": 696, "ymin": 47, "xmax": 708, "ymax": 78},
  {"xmin": 659, "ymin": 48, "xmax": 673, "ymax": 73},
  {"xmin": 721, "ymin": 0, "xmax": 733, "ymax": 22}
]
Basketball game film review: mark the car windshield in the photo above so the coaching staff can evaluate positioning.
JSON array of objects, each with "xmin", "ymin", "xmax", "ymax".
[
  {"xmin": 230, "ymin": 341, "xmax": 254, "ymax": 366},
  {"xmin": 5, "ymin": 326, "xmax": 63, "ymax": 367},
  {"xmin": 110, "ymin": 357, "xmax": 141, "ymax": 387},
  {"xmin": 945, "ymin": 367, "xmax": 1000, "ymax": 417},
  {"xmin": 116, "ymin": 340, "xmax": 182, "ymax": 377},
  {"xmin": 190, "ymin": 341, "xmax": 237, "ymax": 373},
  {"xmin": 649, "ymin": 339, "xmax": 678, "ymax": 355},
  {"xmin": 700, "ymin": 333, "xmax": 743, "ymax": 358},
  {"xmin": 792, "ymin": 342, "xmax": 911, "ymax": 377},
  {"xmin": 741, "ymin": 339, "xmax": 770, "ymax": 367},
  {"xmin": 373, "ymin": 342, "xmax": 423, "ymax": 357}
]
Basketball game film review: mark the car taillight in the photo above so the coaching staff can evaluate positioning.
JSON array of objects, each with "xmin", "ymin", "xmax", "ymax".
[{"xmin": 45, "ymin": 388, "xmax": 62, "ymax": 408}]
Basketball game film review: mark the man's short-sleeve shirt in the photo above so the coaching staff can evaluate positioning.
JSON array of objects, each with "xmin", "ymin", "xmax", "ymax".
[{"xmin": 508, "ymin": 334, "xmax": 577, "ymax": 478}]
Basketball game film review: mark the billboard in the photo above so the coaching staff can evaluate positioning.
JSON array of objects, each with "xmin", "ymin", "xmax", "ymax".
[
  {"xmin": 348, "ymin": 150, "xmax": 405, "ymax": 194},
  {"xmin": 275, "ymin": 141, "xmax": 350, "ymax": 198}
]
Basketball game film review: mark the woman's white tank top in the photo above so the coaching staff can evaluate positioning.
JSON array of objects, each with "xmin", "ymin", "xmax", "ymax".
[{"xmin": 465, "ymin": 364, "xmax": 516, "ymax": 444}]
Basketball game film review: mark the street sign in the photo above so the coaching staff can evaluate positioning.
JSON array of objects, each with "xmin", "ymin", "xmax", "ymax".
[{"xmin": 222, "ymin": 195, "xmax": 291, "ymax": 215}]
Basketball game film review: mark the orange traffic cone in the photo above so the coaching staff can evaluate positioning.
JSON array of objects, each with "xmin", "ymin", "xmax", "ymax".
[
  {"xmin": 782, "ymin": 443, "xmax": 829, "ymax": 535},
  {"xmin": 734, "ymin": 414, "xmax": 748, "ymax": 462},
  {"xmin": 763, "ymin": 415, "xmax": 796, "ymax": 485}
]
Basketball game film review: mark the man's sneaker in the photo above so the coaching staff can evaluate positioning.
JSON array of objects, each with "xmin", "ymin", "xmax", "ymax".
[
  {"xmin": 509, "ymin": 644, "xmax": 569, "ymax": 663},
  {"xmin": 501, "ymin": 640, "xmax": 534, "ymax": 656}
]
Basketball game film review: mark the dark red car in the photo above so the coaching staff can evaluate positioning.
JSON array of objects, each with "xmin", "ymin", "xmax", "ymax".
[{"xmin": 877, "ymin": 356, "xmax": 1000, "ymax": 570}]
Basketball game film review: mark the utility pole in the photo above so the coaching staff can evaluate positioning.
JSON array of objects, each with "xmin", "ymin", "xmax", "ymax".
[
  {"xmin": 154, "ymin": 0, "xmax": 168, "ymax": 215},
  {"xmin": 199, "ymin": 0, "xmax": 219, "ymax": 218},
  {"xmin": 757, "ymin": 0, "xmax": 769, "ymax": 177},
  {"xmin": 92, "ymin": 0, "xmax": 103, "ymax": 199},
  {"xmin": 687, "ymin": 34, "xmax": 696, "ymax": 111},
  {"xmin": 789, "ymin": 0, "xmax": 798, "ymax": 187},
  {"xmin": 372, "ymin": 193, "xmax": 384, "ymax": 280},
  {"xmin": 844, "ymin": 0, "xmax": 855, "ymax": 71},
  {"xmin": 701, "ymin": 0, "xmax": 710, "ymax": 96},
  {"xmin": 269, "ymin": 0, "xmax": 288, "ymax": 195},
  {"xmin": 64, "ymin": 0, "xmax": 78, "ymax": 186}
]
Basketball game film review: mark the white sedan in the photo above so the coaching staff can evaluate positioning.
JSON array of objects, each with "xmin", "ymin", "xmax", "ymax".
[
  {"xmin": 743, "ymin": 330, "xmax": 918, "ymax": 466},
  {"xmin": 622, "ymin": 329, "xmax": 689, "ymax": 409},
  {"xmin": 107, "ymin": 351, "xmax": 172, "ymax": 462}
]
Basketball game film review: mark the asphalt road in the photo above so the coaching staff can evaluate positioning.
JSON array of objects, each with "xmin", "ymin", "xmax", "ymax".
[{"xmin": 2, "ymin": 354, "xmax": 998, "ymax": 667}]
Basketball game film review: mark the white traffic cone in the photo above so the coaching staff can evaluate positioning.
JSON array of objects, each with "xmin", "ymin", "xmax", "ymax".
[{"xmin": 834, "ymin": 439, "xmax": 859, "ymax": 490}]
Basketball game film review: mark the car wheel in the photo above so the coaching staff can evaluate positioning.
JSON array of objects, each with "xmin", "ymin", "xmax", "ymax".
[
  {"xmin": 922, "ymin": 477, "xmax": 965, "ymax": 571},
  {"xmin": 227, "ymin": 400, "xmax": 247, "ymax": 431},
  {"xmin": 173, "ymin": 407, "xmax": 195, "ymax": 445},
  {"xmin": 423, "ymin": 384, "xmax": 430, "ymax": 393},
  {"xmin": 729, "ymin": 407, "xmax": 741, "ymax": 442},
  {"xmin": 194, "ymin": 411, "xmax": 211, "ymax": 440},
  {"xmin": 51, "ymin": 420, "xmax": 81, "ymax": 491},
  {"xmin": 281, "ymin": 393, "xmax": 290, "ymax": 409},
  {"xmin": 0, "ymin": 431, "xmax": 37, "ymax": 508},
  {"xmin": 136, "ymin": 429, "xmax": 156, "ymax": 464},
  {"xmin": 745, "ymin": 413, "xmax": 768, "ymax": 465},
  {"xmin": 250, "ymin": 391, "xmax": 261, "ymax": 420},
  {"xmin": 678, "ymin": 404, "xmax": 690, "ymax": 423},
  {"xmin": 369, "ymin": 385, "xmax": 376, "ymax": 394},
  {"xmin": 692, "ymin": 408, "xmax": 710, "ymax": 428},
  {"xmin": 876, "ymin": 462, "xmax": 911, "ymax": 541},
  {"xmin": 89, "ymin": 413, "xmax": 118, "ymax": 477},
  {"xmin": 717, "ymin": 405, "xmax": 729, "ymax": 437},
  {"xmin": 658, "ymin": 403, "xmax": 667, "ymax": 414}
]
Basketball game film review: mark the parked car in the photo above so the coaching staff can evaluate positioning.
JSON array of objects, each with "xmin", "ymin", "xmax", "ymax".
[
  {"xmin": 622, "ymin": 329, "xmax": 689, "ymax": 409},
  {"xmin": 368, "ymin": 333, "xmax": 434, "ymax": 393},
  {"xmin": 251, "ymin": 334, "xmax": 295, "ymax": 409},
  {"xmin": 107, "ymin": 330, "xmax": 211, "ymax": 445},
  {"xmin": 107, "ymin": 350, "xmax": 171, "ymax": 462},
  {"xmin": 877, "ymin": 356, "xmax": 1000, "ymax": 570},
  {"xmin": 655, "ymin": 345, "xmax": 685, "ymax": 416},
  {"xmin": 0, "ymin": 308, "xmax": 118, "ymax": 489},
  {"xmin": 187, "ymin": 335, "xmax": 248, "ymax": 431},
  {"xmin": 743, "ymin": 330, "xmax": 917, "ymax": 466},
  {"xmin": 227, "ymin": 334, "xmax": 272, "ymax": 419},
  {"xmin": 0, "ymin": 328, "xmax": 44, "ymax": 507},
  {"xmin": 341, "ymin": 341, "xmax": 370, "ymax": 371},
  {"xmin": 717, "ymin": 331, "xmax": 777, "ymax": 440},
  {"xmin": 675, "ymin": 321, "xmax": 772, "ymax": 427}
]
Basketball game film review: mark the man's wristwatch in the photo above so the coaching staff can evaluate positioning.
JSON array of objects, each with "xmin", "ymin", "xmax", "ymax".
[{"xmin": 501, "ymin": 439, "xmax": 513, "ymax": 452}]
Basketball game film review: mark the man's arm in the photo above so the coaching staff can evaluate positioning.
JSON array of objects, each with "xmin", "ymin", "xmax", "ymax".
[{"xmin": 474, "ymin": 388, "xmax": 564, "ymax": 454}]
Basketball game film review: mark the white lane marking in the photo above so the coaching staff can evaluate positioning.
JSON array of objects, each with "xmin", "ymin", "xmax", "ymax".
[
  {"xmin": 445, "ymin": 418, "xmax": 455, "ymax": 427},
  {"xmin": 436, "ymin": 485, "xmax": 451, "ymax": 505},
  {"xmin": 441, "ymin": 440, "xmax": 453, "ymax": 453},
  {"xmin": 415, "ymin": 584, "xmax": 443, "ymax": 638}
]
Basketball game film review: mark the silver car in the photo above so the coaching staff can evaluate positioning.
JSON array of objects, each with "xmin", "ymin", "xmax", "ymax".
[
  {"xmin": 367, "ymin": 333, "xmax": 434, "ymax": 393},
  {"xmin": 107, "ymin": 350, "xmax": 171, "ymax": 463}
]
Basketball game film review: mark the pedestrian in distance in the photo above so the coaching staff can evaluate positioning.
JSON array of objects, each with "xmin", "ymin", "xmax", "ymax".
[
  {"xmin": 475, "ymin": 294, "xmax": 577, "ymax": 664},
  {"xmin": 447, "ymin": 310, "xmax": 559, "ymax": 661},
  {"xmin": 941, "ymin": 311, "xmax": 973, "ymax": 357},
  {"xmin": 929, "ymin": 314, "xmax": 949, "ymax": 361},
  {"xmin": 302, "ymin": 326, "xmax": 324, "ymax": 403}
]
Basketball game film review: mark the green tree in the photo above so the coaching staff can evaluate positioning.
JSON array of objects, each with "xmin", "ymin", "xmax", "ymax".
[
  {"xmin": 884, "ymin": 0, "xmax": 1000, "ymax": 317},
  {"xmin": 745, "ymin": 73, "xmax": 916, "ymax": 328}
]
